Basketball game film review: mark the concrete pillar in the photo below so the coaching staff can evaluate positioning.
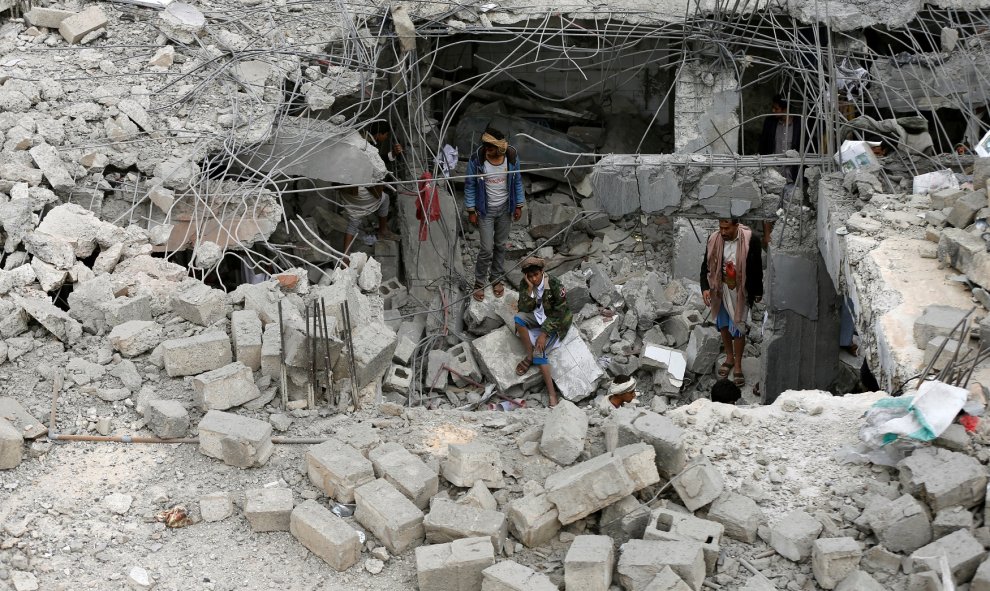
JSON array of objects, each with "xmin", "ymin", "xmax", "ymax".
[
  {"xmin": 674, "ymin": 61, "xmax": 740, "ymax": 154},
  {"xmin": 398, "ymin": 184, "xmax": 464, "ymax": 301}
]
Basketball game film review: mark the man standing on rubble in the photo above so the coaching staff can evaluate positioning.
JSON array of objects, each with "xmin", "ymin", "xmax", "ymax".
[
  {"xmin": 340, "ymin": 184, "xmax": 395, "ymax": 260},
  {"xmin": 514, "ymin": 256, "xmax": 571, "ymax": 407},
  {"xmin": 465, "ymin": 127, "xmax": 525, "ymax": 302},
  {"xmin": 700, "ymin": 219, "xmax": 763, "ymax": 387}
]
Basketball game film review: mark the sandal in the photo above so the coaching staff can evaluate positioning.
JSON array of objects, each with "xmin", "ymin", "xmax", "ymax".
[
  {"xmin": 717, "ymin": 362, "xmax": 733, "ymax": 379},
  {"xmin": 473, "ymin": 282, "xmax": 485, "ymax": 302},
  {"xmin": 516, "ymin": 356, "xmax": 533, "ymax": 376},
  {"xmin": 733, "ymin": 372, "xmax": 746, "ymax": 387},
  {"xmin": 493, "ymin": 281, "xmax": 505, "ymax": 298}
]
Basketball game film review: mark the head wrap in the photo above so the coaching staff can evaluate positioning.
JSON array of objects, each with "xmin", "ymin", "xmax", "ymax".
[
  {"xmin": 481, "ymin": 132, "xmax": 508, "ymax": 155},
  {"xmin": 521, "ymin": 256, "xmax": 545, "ymax": 271}
]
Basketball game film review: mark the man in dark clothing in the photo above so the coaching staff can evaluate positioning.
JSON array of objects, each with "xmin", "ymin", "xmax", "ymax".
[
  {"xmin": 759, "ymin": 95, "xmax": 803, "ymax": 186},
  {"xmin": 700, "ymin": 219, "xmax": 763, "ymax": 387},
  {"xmin": 365, "ymin": 121, "xmax": 403, "ymax": 198},
  {"xmin": 514, "ymin": 256, "xmax": 571, "ymax": 407}
]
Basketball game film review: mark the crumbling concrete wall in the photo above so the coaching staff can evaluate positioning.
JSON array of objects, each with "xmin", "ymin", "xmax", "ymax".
[{"xmin": 674, "ymin": 61, "xmax": 740, "ymax": 154}]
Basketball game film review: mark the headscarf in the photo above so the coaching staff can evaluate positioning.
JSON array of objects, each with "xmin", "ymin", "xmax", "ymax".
[{"xmin": 481, "ymin": 132, "xmax": 508, "ymax": 155}]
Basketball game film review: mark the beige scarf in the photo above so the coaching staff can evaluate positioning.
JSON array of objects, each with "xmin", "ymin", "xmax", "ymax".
[{"xmin": 706, "ymin": 224, "xmax": 751, "ymax": 326}]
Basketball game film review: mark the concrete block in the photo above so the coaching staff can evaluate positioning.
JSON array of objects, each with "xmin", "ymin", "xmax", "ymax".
[
  {"xmin": 862, "ymin": 545, "xmax": 902, "ymax": 575},
  {"xmin": 393, "ymin": 320, "xmax": 424, "ymax": 365},
  {"xmin": 443, "ymin": 440, "xmax": 505, "ymax": 488},
  {"xmin": 578, "ymin": 313, "xmax": 619, "ymax": 356},
  {"xmin": 481, "ymin": 560, "xmax": 557, "ymax": 591},
  {"xmin": 415, "ymin": 537, "xmax": 495, "ymax": 591},
  {"xmin": 260, "ymin": 323, "xmax": 281, "ymax": 377},
  {"xmin": 471, "ymin": 325, "xmax": 541, "ymax": 392},
  {"xmin": 198, "ymin": 492, "xmax": 233, "ymax": 523},
  {"xmin": 863, "ymin": 493, "xmax": 931, "ymax": 553},
  {"xmin": 424, "ymin": 498, "xmax": 507, "ymax": 553},
  {"xmin": 644, "ymin": 507, "xmax": 723, "ymax": 574},
  {"xmin": 545, "ymin": 451, "xmax": 635, "ymax": 525},
  {"xmin": 305, "ymin": 439, "xmax": 375, "ymax": 503},
  {"xmin": 244, "ymin": 487, "xmax": 293, "ymax": 532},
  {"xmin": 671, "ymin": 458, "xmax": 723, "ymax": 512},
  {"xmin": 162, "ymin": 331, "xmax": 232, "ymax": 377},
  {"xmin": 908, "ymin": 529, "xmax": 986, "ymax": 584},
  {"xmin": 601, "ymin": 495, "xmax": 651, "ymax": 544},
  {"xmin": 643, "ymin": 567, "xmax": 693, "ymax": 590},
  {"xmin": 369, "ymin": 442, "xmax": 439, "ymax": 510},
  {"xmin": 923, "ymin": 335, "xmax": 971, "ymax": 369},
  {"xmin": 458, "ymin": 481, "xmax": 498, "ymax": 512},
  {"xmin": 707, "ymin": 492, "xmax": 761, "ymax": 543},
  {"xmin": 337, "ymin": 322, "xmax": 397, "ymax": 388},
  {"xmin": 618, "ymin": 539, "xmax": 706, "ymax": 591},
  {"xmin": 631, "ymin": 411, "xmax": 686, "ymax": 478},
  {"xmin": 59, "ymin": 6, "xmax": 108, "ymax": 43},
  {"xmin": 933, "ymin": 506, "xmax": 973, "ymax": 540},
  {"xmin": 770, "ymin": 509, "xmax": 823, "ymax": 561},
  {"xmin": 171, "ymin": 282, "xmax": 226, "ymax": 326},
  {"xmin": 0, "ymin": 418, "xmax": 23, "ymax": 469},
  {"xmin": 108, "ymin": 320, "xmax": 163, "ymax": 357},
  {"xmin": 565, "ymin": 535, "xmax": 614, "ymax": 591},
  {"xmin": 912, "ymin": 305, "xmax": 969, "ymax": 349},
  {"xmin": 191, "ymin": 362, "xmax": 260, "ymax": 410},
  {"xmin": 102, "ymin": 295, "xmax": 153, "ymax": 329},
  {"xmin": 446, "ymin": 341, "xmax": 481, "ymax": 387},
  {"xmin": 613, "ymin": 443, "xmax": 661, "ymax": 491},
  {"xmin": 899, "ymin": 447, "xmax": 987, "ymax": 511},
  {"xmin": 379, "ymin": 277, "xmax": 408, "ymax": 309},
  {"xmin": 383, "ymin": 364, "xmax": 412, "ymax": 395},
  {"xmin": 197, "ymin": 410, "xmax": 273, "ymax": 468},
  {"xmin": 425, "ymin": 349, "xmax": 451, "ymax": 390},
  {"xmin": 812, "ymin": 537, "xmax": 862, "ymax": 590},
  {"xmin": 25, "ymin": 7, "xmax": 75, "ymax": 28},
  {"xmin": 506, "ymin": 493, "xmax": 560, "ymax": 548},
  {"xmin": 29, "ymin": 143, "xmax": 73, "ymax": 192},
  {"xmin": 146, "ymin": 399, "xmax": 189, "ymax": 439},
  {"xmin": 290, "ymin": 499, "xmax": 361, "ymax": 571},
  {"xmin": 834, "ymin": 570, "xmax": 885, "ymax": 591},
  {"xmin": 684, "ymin": 324, "xmax": 720, "ymax": 374},
  {"xmin": 972, "ymin": 558, "xmax": 990, "ymax": 591},
  {"xmin": 539, "ymin": 400, "xmax": 588, "ymax": 465},
  {"xmin": 549, "ymin": 326, "xmax": 605, "ymax": 402},
  {"xmin": 354, "ymin": 479, "xmax": 425, "ymax": 554},
  {"xmin": 947, "ymin": 189, "xmax": 987, "ymax": 228},
  {"xmin": 231, "ymin": 309, "xmax": 262, "ymax": 370}
]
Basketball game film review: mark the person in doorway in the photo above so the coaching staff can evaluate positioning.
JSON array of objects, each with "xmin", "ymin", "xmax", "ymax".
[
  {"xmin": 513, "ymin": 256, "xmax": 571, "ymax": 407},
  {"xmin": 759, "ymin": 95, "xmax": 803, "ymax": 187},
  {"xmin": 340, "ymin": 184, "xmax": 395, "ymax": 259},
  {"xmin": 365, "ymin": 122, "xmax": 403, "ymax": 190},
  {"xmin": 465, "ymin": 127, "xmax": 525, "ymax": 302},
  {"xmin": 700, "ymin": 219, "xmax": 764, "ymax": 387}
]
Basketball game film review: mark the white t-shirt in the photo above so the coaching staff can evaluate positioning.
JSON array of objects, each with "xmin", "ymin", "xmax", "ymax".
[
  {"xmin": 721, "ymin": 238, "xmax": 740, "ymax": 322},
  {"xmin": 533, "ymin": 277, "xmax": 547, "ymax": 325},
  {"xmin": 483, "ymin": 159, "xmax": 509, "ymax": 209}
]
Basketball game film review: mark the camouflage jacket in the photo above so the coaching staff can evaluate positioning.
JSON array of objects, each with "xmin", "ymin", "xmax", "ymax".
[{"xmin": 517, "ymin": 274, "xmax": 572, "ymax": 336}]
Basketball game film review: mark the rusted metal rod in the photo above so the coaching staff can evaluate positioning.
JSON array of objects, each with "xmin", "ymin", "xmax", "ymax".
[{"xmin": 47, "ymin": 434, "xmax": 332, "ymax": 445}]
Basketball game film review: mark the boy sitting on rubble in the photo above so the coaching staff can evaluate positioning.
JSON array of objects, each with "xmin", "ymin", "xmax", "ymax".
[{"xmin": 513, "ymin": 256, "xmax": 572, "ymax": 407}]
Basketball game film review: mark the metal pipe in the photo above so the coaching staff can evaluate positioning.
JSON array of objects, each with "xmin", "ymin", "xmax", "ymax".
[{"xmin": 46, "ymin": 434, "xmax": 333, "ymax": 445}]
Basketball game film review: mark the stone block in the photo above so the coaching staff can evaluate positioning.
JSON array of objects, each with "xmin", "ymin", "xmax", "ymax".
[
  {"xmin": 933, "ymin": 506, "xmax": 973, "ymax": 539},
  {"xmin": 539, "ymin": 400, "xmax": 588, "ymax": 465},
  {"xmin": 305, "ymin": 439, "xmax": 375, "ymax": 503},
  {"xmin": 446, "ymin": 341, "xmax": 482, "ymax": 387},
  {"xmin": 834, "ymin": 570, "xmax": 885, "ymax": 591},
  {"xmin": 565, "ymin": 535, "xmax": 614, "ymax": 591},
  {"xmin": 947, "ymin": 189, "xmax": 987, "ymax": 228},
  {"xmin": 899, "ymin": 447, "xmax": 987, "ymax": 512},
  {"xmin": 424, "ymin": 499, "xmax": 507, "ymax": 553},
  {"xmin": 912, "ymin": 305, "xmax": 969, "ymax": 349},
  {"xmin": 644, "ymin": 508, "xmax": 723, "ymax": 574},
  {"xmin": 481, "ymin": 560, "xmax": 557, "ymax": 591},
  {"xmin": 443, "ymin": 440, "xmax": 505, "ymax": 488},
  {"xmin": 231, "ymin": 309, "xmax": 263, "ymax": 370},
  {"xmin": 67, "ymin": 276, "xmax": 113, "ymax": 334},
  {"xmin": 415, "ymin": 537, "xmax": 495, "ymax": 591},
  {"xmin": 578, "ymin": 313, "xmax": 619, "ymax": 356},
  {"xmin": 425, "ymin": 349, "xmax": 451, "ymax": 390},
  {"xmin": 171, "ymin": 282, "xmax": 226, "ymax": 326},
  {"xmin": 393, "ymin": 320, "xmax": 424, "ymax": 365},
  {"xmin": 198, "ymin": 492, "xmax": 233, "ymax": 523},
  {"xmin": 559, "ymin": 269, "xmax": 592, "ymax": 312},
  {"xmin": 643, "ymin": 567, "xmax": 693, "ymax": 591},
  {"xmin": 618, "ymin": 539, "xmax": 706, "ymax": 591},
  {"xmin": 0, "ymin": 418, "xmax": 23, "ymax": 469},
  {"xmin": 290, "ymin": 499, "xmax": 361, "ymax": 571},
  {"xmin": 260, "ymin": 323, "xmax": 281, "ymax": 377},
  {"xmin": 107, "ymin": 320, "xmax": 163, "ymax": 358},
  {"xmin": 25, "ymin": 7, "xmax": 75, "ymax": 28},
  {"xmin": 102, "ymin": 295, "xmax": 153, "ymax": 328},
  {"xmin": 506, "ymin": 493, "xmax": 560, "ymax": 548},
  {"xmin": 197, "ymin": 410, "xmax": 273, "ymax": 468},
  {"xmin": 684, "ymin": 324, "xmax": 720, "ymax": 374},
  {"xmin": 191, "ymin": 362, "xmax": 260, "ymax": 410},
  {"xmin": 354, "ymin": 479, "xmax": 425, "ymax": 554},
  {"xmin": 244, "ymin": 487, "xmax": 293, "ymax": 532},
  {"xmin": 613, "ymin": 443, "xmax": 661, "ymax": 491},
  {"xmin": 671, "ymin": 458, "xmax": 723, "ymax": 512},
  {"xmin": 770, "ymin": 510, "xmax": 823, "ymax": 561},
  {"xmin": 707, "ymin": 492, "xmax": 761, "ymax": 543},
  {"xmin": 866, "ymin": 494, "xmax": 932, "ymax": 553},
  {"xmin": 549, "ymin": 326, "xmax": 605, "ymax": 402},
  {"xmin": 862, "ymin": 545, "xmax": 902, "ymax": 575},
  {"xmin": 923, "ymin": 335, "xmax": 971, "ymax": 369},
  {"xmin": 162, "ymin": 332, "xmax": 232, "ymax": 377},
  {"xmin": 59, "ymin": 6, "xmax": 108, "ymax": 43},
  {"xmin": 545, "ymin": 451, "xmax": 635, "ymax": 525},
  {"xmin": 601, "ymin": 495, "xmax": 651, "ymax": 545},
  {"xmin": 812, "ymin": 537, "xmax": 862, "ymax": 590},
  {"xmin": 459, "ymin": 481, "xmax": 497, "ymax": 512},
  {"xmin": 908, "ymin": 529, "xmax": 986, "ymax": 584},
  {"xmin": 384, "ymin": 364, "xmax": 412, "ymax": 395},
  {"xmin": 336, "ymin": 322, "xmax": 397, "ymax": 388},
  {"xmin": 369, "ymin": 442, "xmax": 439, "ymax": 510},
  {"xmin": 973, "ymin": 558, "xmax": 990, "ymax": 591},
  {"xmin": 631, "ymin": 411, "xmax": 686, "ymax": 478},
  {"xmin": 146, "ymin": 399, "xmax": 189, "ymax": 439},
  {"xmin": 471, "ymin": 325, "xmax": 542, "ymax": 392}
]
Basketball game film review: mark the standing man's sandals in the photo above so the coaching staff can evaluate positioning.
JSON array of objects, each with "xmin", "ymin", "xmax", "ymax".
[
  {"xmin": 493, "ymin": 281, "xmax": 505, "ymax": 298},
  {"xmin": 717, "ymin": 362, "xmax": 733, "ymax": 379},
  {"xmin": 473, "ymin": 282, "xmax": 485, "ymax": 302},
  {"xmin": 516, "ymin": 357, "xmax": 532, "ymax": 375},
  {"xmin": 733, "ymin": 372, "xmax": 745, "ymax": 387}
]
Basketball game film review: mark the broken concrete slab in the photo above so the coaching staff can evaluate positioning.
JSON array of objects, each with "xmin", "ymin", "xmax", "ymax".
[
  {"xmin": 191, "ymin": 362, "xmax": 261, "ymax": 411},
  {"xmin": 423, "ymin": 498, "xmax": 507, "ymax": 553},
  {"xmin": 12, "ymin": 293, "xmax": 82, "ymax": 344},
  {"xmin": 108, "ymin": 320, "xmax": 163, "ymax": 357},
  {"xmin": 618, "ymin": 539, "xmax": 706, "ymax": 591},
  {"xmin": 908, "ymin": 529, "xmax": 986, "ymax": 584},
  {"xmin": 866, "ymin": 493, "xmax": 932, "ymax": 554},
  {"xmin": 506, "ymin": 493, "xmax": 560, "ymax": 548},
  {"xmin": 196, "ymin": 410, "xmax": 273, "ymax": 468},
  {"xmin": 171, "ymin": 281, "xmax": 227, "ymax": 326},
  {"xmin": 545, "ymin": 449, "xmax": 636, "ymax": 525},
  {"xmin": 162, "ymin": 332, "xmax": 233, "ymax": 377},
  {"xmin": 443, "ymin": 440, "xmax": 505, "ymax": 489},
  {"xmin": 471, "ymin": 325, "xmax": 541, "ymax": 392},
  {"xmin": 549, "ymin": 327, "xmax": 605, "ymax": 402},
  {"xmin": 770, "ymin": 509, "xmax": 823, "ymax": 561},
  {"xmin": 707, "ymin": 492, "xmax": 761, "ymax": 543},
  {"xmin": 231, "ymin": 309, "xmax": 263, "ymax": 370},
  {"xmin": 539, "ymin": 400, "xmax": 588, "ymax": 465},
  {"xmin": 811, "ymin": 537, "xmax": 862, "ymax": 590},
  {"xmin": 335, "ymin": 322, "xmax": 397, "ymax": 389},
  {"xmin": 671, "ymin": 458, "xmax": 723, "ymax": 512},
  {"xmin": 899, "ymin": 447, "xmax": 987, "ymax": 512},
  {"xmin": 912, "ymin": 304, "xmax": 969, "ymax": 349},
  {"xmin": 59, "ymin": 5, "xmax": 108, "ymax": 43}
]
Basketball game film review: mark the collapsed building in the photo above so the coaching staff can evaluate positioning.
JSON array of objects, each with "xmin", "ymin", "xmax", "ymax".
[{"xmin": 2, "ymin": 0, "xmax": 990, "ymax": 588}]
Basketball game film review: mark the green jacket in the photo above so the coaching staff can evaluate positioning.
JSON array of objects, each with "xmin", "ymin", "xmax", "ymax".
[{"xmin": 517, "ymin": 274, "xmax": 572, "ymax": 336}]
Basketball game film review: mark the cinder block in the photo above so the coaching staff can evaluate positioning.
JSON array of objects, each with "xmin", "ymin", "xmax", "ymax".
[
  {"xmin": 384, "ymin": 364, "xmax": 412, "ymax": 394},
  {"xmin": 379, "ymin": 277, "xmax": 408, "ymax": 309},
  {"xmin": 171, "ymin": 282, "xmax": 227, "ymax": 326},
  {"xmin": 354, "ymin": 479, "xmax": 425, "ymax": 554},
  {"xmin": 684, "ymin": 324, "xmax": 720, "ymax": 374},
  {"xmin": 481, "ymin": 560, "xmax": 557, "ymax": 591},
  {"xmin": 415, "ymin": 537, "xmax": 495, "ymax": 591},
  {"xmin": 707, "ymin": 492, "xmax": 761, "ymax": 544},
  {"xmin": 506, "ymin": 493, "xmax": 559, "ymax": 548},
  {"xmin": 618, "ymin": 539, "xmax": 705, "ymax": 591},
  {"xmin": 564, "ymin": 535, "xmax": 615, "ymax": 591},
  {"xmin": 539, "ymin": 399, "xmax": 588, "ymax": 465},
  {"xmin": 866, "ymin": 494, "xmax": 932, "ymax": 553},
  {"xmin": 443, "ymin": 440, "xmax": 505, "ymax": 488},
  {"xmin": 369, "ymin": 442, "xmax": 438, "ymax": 510},
  {"xmin": 305, "ymin": 439, "xmax": 375, "ymax": 503},
  {"xmin": 162, "ymin": 331, "xmax": 232, "ymax": 377},
  {"xmin": 644, "ymin": 508, "xmax": 723, "ymax": 574},
  {"xmin": 608, "ymin": 409, "xmax": 686, "ymax": 478},
  {"xmin": 290, "ymin": 500, "xmax": 361, "ymax": 571},
  {"xmin": 0, "ymin": 417, "xmax": 23, "ymax": 469},
  {"xmin": 191, "ymin": 362, "xmax": 260, "ymax": 410},
  {"xmin": 393, "ymin": 320, "xmax": 424, "ymax": 365},
  {"xmin": 231, "ymin": 309, "xmax": 263, "ymax": 370},
  {"xmin": 908, "ymin": 529, "xmax": 986, "ymax": 584},
  {"xmin": 146, "ymin": 399, "xmax": 189, "ymax": 439},
  {"xmin": 899, "ymin": 447, "xmax": 987, "ymax": 512},
  {"xmin": 600, "ymin": 496, "xmax": 651, "ymax": 545},
  {"xmin": 197, "ymin": 410, "xmax": 273, "ymax": 468},
  {"xmin": 770, "ymin": 510, "xmax": 823, "ymax": 562},
  {"xmin": 424, "ymin": 499, "xmax": 507, "ymax": 554},
  {"xmin": 811, "ymin": 537, "xmax": 862, "ymax": 590},
  {"xmin": 244, "ymin": 488, "xmax": 293, "ymax": 532},
  {"xmin": 108, "ymin": 320, "xmax": 163, "ymax": 357},
  {"xmin": 447, "ymin": 341, "xmax": 482, "ymax": 387}
]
